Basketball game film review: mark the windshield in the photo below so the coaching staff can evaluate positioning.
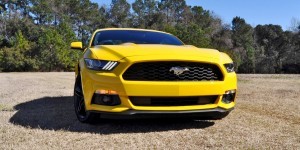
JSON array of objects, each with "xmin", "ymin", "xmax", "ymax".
[{"xmin": 91, "ymin": 30, "xmax": 184, "ymax": 46}]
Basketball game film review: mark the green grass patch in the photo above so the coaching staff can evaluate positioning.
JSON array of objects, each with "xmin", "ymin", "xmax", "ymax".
[{"xmin": 0, "ymin": 104, "xmax": 14, "ymax": 111}]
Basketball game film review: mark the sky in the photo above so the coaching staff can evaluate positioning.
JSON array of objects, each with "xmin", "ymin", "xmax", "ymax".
[{"xmin": 92, "ymin": 0, "xmax": 300, "ymax": 30}]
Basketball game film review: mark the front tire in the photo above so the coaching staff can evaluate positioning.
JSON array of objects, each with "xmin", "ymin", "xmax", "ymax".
[{"xmin": 74, "ymin": 75, "xmax": 98, "ymax": 123}]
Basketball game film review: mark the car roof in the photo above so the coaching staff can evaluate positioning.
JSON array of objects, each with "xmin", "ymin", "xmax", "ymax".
[{"xmin": 94, "ymin": 28, "xmax": 171, "ymax": 35}]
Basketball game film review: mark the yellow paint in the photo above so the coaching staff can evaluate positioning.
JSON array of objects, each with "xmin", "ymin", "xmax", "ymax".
[{"xmin": 71, "ymin": 42, "xmax": 83, "ymax": 50}]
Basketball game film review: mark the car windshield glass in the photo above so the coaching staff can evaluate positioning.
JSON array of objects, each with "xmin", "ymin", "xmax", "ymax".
[{"xmin": 92, "ymin": 30, "xmax": 184, "ymax": 46}]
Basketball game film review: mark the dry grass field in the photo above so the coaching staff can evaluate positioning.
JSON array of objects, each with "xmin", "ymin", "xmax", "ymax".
[{"xmin": 0, "ymin": 73, "xmax": 299, "ymax": 149}]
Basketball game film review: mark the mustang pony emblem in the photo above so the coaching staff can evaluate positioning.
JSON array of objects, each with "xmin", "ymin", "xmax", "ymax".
[{"xmin": 169, "ymin": 67, "xmax": 189, "ymax": 76}]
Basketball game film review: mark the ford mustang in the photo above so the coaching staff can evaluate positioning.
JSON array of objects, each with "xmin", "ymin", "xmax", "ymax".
[{"xmin": 71, "ymin": 28, "xmax": 237, "ymax": 123}]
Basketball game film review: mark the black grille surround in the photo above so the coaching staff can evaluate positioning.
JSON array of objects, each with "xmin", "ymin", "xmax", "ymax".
[{"xmin": 122, "ymin": 61, "xmax": 224, "ymax": 81}]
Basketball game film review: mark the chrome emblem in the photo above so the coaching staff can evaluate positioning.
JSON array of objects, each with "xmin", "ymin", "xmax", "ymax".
[{"xmin": 169, "ymin": 67, "xmax": 189, "ymax": 76}]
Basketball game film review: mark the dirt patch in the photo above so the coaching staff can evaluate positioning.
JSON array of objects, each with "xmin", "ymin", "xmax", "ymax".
[{"xmin": 0, "ymin": 73, "xmax": 299, "ymax": 149}]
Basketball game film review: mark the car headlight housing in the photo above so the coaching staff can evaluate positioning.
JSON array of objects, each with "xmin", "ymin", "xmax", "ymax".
[
  {"xmin": 224, "ymin": 63, "xmax": 235, "ymax": 73},
  {"xmin": 84, "ymin": 59, "xmax": 118, "ymax": 71}
]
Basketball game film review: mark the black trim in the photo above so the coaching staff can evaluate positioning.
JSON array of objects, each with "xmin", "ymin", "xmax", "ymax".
[{"xmin": 89, "ymin": 107, "xmax": 234, "ymax": 120}]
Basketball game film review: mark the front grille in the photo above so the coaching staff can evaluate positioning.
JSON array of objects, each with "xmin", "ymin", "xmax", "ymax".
[
  {"xmin": 129, "ymin": 96, "xmax": 218, "ymax": 106},
  {"xmin": 122, "ymin": 62, "xmax": 223, "ymax": 81}
]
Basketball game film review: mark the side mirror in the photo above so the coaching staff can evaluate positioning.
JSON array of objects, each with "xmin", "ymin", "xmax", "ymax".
[{"xmin": 71, "ymin": 42, "xmax": 83, "ymax": 50}]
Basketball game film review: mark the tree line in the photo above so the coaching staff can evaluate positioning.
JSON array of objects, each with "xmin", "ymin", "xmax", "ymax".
[{"xmin": 0, "ymin": 0, "xmax": 299, "ymax": 73}]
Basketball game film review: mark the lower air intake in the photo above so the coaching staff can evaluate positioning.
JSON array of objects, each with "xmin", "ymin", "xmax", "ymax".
[{"xmin": 129, "ymin": 96, "xmax": 218, "ymax": 106}]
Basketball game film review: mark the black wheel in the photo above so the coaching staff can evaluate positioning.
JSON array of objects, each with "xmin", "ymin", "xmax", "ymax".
[{"xmin": 74, "ymin": 75, "xmax": 98, "ymax": 123}]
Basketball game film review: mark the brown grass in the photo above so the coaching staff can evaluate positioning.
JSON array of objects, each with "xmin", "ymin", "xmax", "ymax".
[
  {"xmin": 0, "ymin": 104, "xmax": 14, "ymax": 112},
  {"xmin": 0, "ymin": 73, "xmax": 299, "ymax": 149}
]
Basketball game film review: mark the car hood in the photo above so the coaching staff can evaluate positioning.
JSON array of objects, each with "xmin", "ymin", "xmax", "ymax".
[{"xmin": 89, "ymin": 44, "xmax": 221, "ymax": 61}]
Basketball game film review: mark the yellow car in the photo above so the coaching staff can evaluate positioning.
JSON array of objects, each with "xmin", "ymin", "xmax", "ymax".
[{"xmin": 71, "ymin": 28, "xmax": 237, "ymax": 123}]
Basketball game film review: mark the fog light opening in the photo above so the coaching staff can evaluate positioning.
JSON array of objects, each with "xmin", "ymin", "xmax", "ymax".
[
  {"xmin": 101, "ymin": 95, "xmax": 112, "ymax": 104},
  {"xmin": 222, "ymin": 90, "xmax": 236, "ymax": 104},
  {"xmin": 92, "ymin": 90, "xmax": 121, "ymax": 106}
]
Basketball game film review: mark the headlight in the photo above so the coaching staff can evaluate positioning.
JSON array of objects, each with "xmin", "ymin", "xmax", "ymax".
[
  {"xmin": 224, "ymin": 63, "xmax": 234, "ymax": 73},
  {"xmin": 84, "ymin": 59, "xmax": 118, "ymax": 71}
]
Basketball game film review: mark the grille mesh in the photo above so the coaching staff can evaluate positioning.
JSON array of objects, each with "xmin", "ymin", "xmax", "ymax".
[
  {"xmin": 129, "ymin": 96, "xmax": 218, "ymax": 106},
  {"xmin": 122, "ymin": 62, "xmax": 223, "ymax": 81}
]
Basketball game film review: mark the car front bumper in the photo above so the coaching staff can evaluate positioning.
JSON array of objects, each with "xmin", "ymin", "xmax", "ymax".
[{"xmin": 79, "ymin": 57, "xmax": 237, "ymax": 114}]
